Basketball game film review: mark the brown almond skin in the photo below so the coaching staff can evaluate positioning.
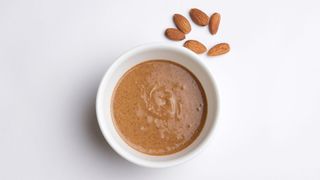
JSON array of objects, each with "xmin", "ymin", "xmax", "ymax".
[
  {"xmin": 184, "ymin": 40, "xmax": 207, "ymax": 54},
  {"xmin": 165, "ymin": 28, "xmax": 185, "ymax": 41},
  {"xmin": 173, "ymin": 14, "xmax": 191, "ymax": 34},
  {"xmin": 209, "ymin": 12, "xmax": 221, "ymax": 35},
  {"xmin": 208, "ymin": 43, "xmax": 230, "ymax": 56},
  {"xmin": 189, "ymin": 8, "xmax": 209, "ymax": 26}
]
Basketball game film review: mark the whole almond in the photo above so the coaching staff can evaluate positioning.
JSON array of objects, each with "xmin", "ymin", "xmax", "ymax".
[
  {"xmin": 209, "ymin": 12, "xmax": 221, "ymax": 35},
  {"xmin": 208, "ymin": 43, "xmax": 230, "ymax": 56},
  {"xmin": 189, "ymin": 8, "xmax": 209, "ymax": 26},
  {"xmin": 173, "ymin": 14, "xmax": 191, "ymax": 34},
  {"xmin": 184, "ymin": 40, "xmax": 207, "ymax": 54},
  {"xmin": 165, "ymin": 28, "xmax": 185, "ymax": 41}
]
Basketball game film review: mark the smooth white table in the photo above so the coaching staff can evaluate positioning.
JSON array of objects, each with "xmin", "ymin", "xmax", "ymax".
[{"xmin": 1, "ymin": 0, "xmax": 320, "ymax": 179}]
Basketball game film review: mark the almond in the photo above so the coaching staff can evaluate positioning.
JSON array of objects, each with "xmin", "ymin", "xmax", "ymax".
[
  {"xmin": 165, "ymin": 28, "xmax": 185, "ymax": 41},
  {"xmin": 173, "ymin": 14, "xmax": 191, "ymax": 34},
  {"xmin": 189, "ymin": 8, "xmax": 209, "ymax": 26},
  {"xmin": 184, "ymin": 40, "xmax": 207, "ymax": 54},
  {"xmin": 209, "ymin": 12, "xmax": 220, "ymax": 35},
  {"xmin": 208, "ymin": 43, "xmax": 230, "ymax": 56}
]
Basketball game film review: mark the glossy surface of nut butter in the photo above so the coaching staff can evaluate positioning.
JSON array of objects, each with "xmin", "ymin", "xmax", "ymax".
[{"xmin": 112, "ymin": 60, "xmax": 207, "ymax": 155}]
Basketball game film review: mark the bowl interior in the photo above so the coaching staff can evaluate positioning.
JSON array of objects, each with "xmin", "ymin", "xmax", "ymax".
[{"xmin": 96, "ymin": 44, "xmax": 219, "ymax": 168}]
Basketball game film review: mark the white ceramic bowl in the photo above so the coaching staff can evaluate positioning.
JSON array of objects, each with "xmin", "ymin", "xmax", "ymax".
[{"xmin": 96, "ymin": 43, "xmax": 219, "ymax": 168}]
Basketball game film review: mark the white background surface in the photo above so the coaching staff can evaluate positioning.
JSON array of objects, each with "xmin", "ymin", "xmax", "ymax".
[{"xmin": 1, "ymin": 0, "xmax": 320, "ymax": 179}]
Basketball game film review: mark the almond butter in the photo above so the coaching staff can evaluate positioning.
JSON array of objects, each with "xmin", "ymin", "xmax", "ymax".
[
  {"xmin": 208, "ymin": 43, "xmax": 230, "ymax": 56},
  {"xmin": 165, "ymin": 28, "xmax": 185, "ymax": 41},
  {"xmin": 189, "ymin": 8, "xmax": 209, "ymax": 26},
  {"xmin": 173, "ymin": 14, "xmax": 191, "ymax": 34},
  {"xmin": 209, "ymin": 12, "xmax": 220, "ymax": 35},
  {"xmin": 184, "ymin": 40, "xmax": 207, "ymax": 54}
]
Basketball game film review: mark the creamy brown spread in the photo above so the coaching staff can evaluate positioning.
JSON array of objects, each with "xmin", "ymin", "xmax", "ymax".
[{"xmin": 112, "ymin": 60, "xmax": 207, "ymax": 155}]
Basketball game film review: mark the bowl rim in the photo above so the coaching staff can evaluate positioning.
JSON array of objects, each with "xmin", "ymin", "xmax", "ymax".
[{"xmin": 96, "ymin": 42, "xmax": 219, "ymax": 168}]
